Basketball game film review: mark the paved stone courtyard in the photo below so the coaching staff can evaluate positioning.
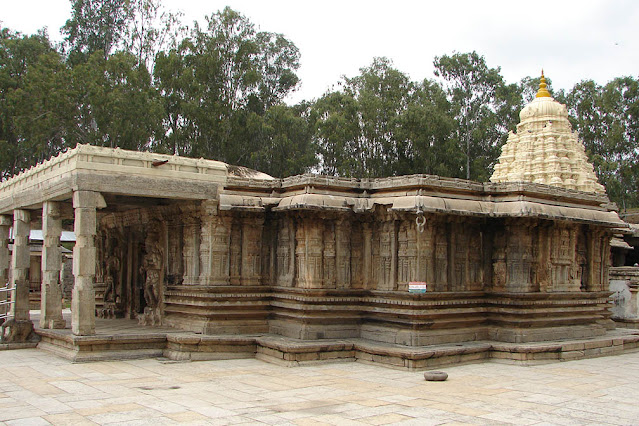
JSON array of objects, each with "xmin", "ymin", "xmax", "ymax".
[{"xmin": 1, "ymin": 348, "xmax": 639, "ymax": 425}]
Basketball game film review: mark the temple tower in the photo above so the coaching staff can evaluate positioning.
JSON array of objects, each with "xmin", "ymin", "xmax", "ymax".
[{"xmin": 491, "ymin": 71, "xmax": 605, "ymax": 193}]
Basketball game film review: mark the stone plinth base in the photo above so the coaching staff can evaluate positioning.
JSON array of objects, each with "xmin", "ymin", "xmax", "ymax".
[
  {"xmin": 34, "ymin": 326, "xmax": 639, "ymax": 368},
  {"xmin": 1, "ymin": 319, "xmax": 39, "ymax": 343}
]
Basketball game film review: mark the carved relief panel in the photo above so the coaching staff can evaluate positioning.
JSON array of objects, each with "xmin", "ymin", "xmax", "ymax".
[
  {"xmin": 335, "ymin": 219, "xmax": 351, "ymax": 289},
  {"xmin": 434, "ymin": 223, "xmax": 449, "ymax": 292},
  {"xmin": 241, "ymin": 217, "xmax": 263, "ymax": 286},
  {"xmin": 323, "ymin": 221, "xmax": 336, "ymax": 288},
  {"xmin": 276, "ymin": 217, "xmax": 295, "ymax": 287},
  {"xmin": 415, "ymin": 220, "xmax": 435, "ymax": 285},
  {"xmin": 505, "ymin": 222, "xmax": 534, "ymax": 293},
  {"xmin": 492, "ymin": 227, "xmax": 507, "ymax": 292},
  {"xmin": 166, "ymin": 220, "xmax": 183, "ymax": 285},
  {"xmin": 451, "ymin": 222, "xmax": 467, "ymax": 292},
  {"xmin": 209, "ymin": 215, "xmax": 232, "ymax": 285},
  {"xmin": 550, "ymin": 225, "xmax": 575, "ymax": 291},
  {"xmin": 229, "ymin": 220, "xmax": 242, "ymax": 285},
  {"xmin": 294, "ymin": 216, "xmax": 325, "ymax": 289},
  {"xmin": 397, "ymin": 219, "xmax": 416, "ymax": 291},
  {"xmin": 350, "ymin": 222, "xmax": 363, "ymax": 289},
  {"xmin": 377, "ymin": 220, "xmax": 395, "ymax": 291},
  {"xmin": 182, "ymin": 215, "xmax": 200, "ymax": 285}
]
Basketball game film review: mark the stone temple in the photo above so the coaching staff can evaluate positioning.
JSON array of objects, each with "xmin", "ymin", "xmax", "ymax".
[{"xmin": 0, "ymin": 74, "xmax": 637, "ymax": 367}]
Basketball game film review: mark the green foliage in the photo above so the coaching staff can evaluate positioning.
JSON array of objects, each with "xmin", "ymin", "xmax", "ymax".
[
  {"xmin": 0, "ymin": 2, "xmax": 637, "ymax": 206},
  {"xmin": 562, "ymin": 78, "xmax": 639, "ymax": 209},
  {"xmin": 71, "ymin": 51, "xmax": 163, "ymax": 150},
  {"xmin": 153, "ymin": 7, "xmax": 301, "ymax": 168},
  {"xmin": 313, "ymin": 57, "xmax": 457, "ymax": 178},
  {"xmin": 0, "ymin": 28, "xmax": 71, "ymax": 178},
  {"xmin": 62, "ymin": 0, "xmax": 135, "ymax": 64},
  {"xmin": 245, "ymin": 103, "xmax": 316, "ymax": 178},
  {"xmin": 434, "ymin": 51, "xmax": 521, "ymax": 181}
]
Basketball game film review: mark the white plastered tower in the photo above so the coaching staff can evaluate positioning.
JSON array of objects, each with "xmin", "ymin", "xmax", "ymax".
[{"xmin": 490, "ymin": 72, "xmax": 605, "ymax": 193}]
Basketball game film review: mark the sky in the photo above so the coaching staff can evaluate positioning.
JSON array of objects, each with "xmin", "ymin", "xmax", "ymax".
[{"xmin": 2, "ymin": 0, "xmax": 639, "ymax": 104}]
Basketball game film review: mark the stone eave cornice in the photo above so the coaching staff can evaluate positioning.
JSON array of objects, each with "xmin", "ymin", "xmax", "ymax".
[
  {"xmin": 221, "ymin": 176, "xmax": 625, "ymax": 228},
  {"xmin": 225, "ymin": 174, "xmax": 613, "ymax": 207},
  {"xmin": 0, "ymin": 144, "xmax": 231, "ymax": 213}
]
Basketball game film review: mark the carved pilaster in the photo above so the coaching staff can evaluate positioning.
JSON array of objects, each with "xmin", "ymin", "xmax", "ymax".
[
  {"xmin": 362, "ymin": 222, "xmax": 373, "ymax": 290},
  {"xmin": 503, "ymin": 221, "xmax": 535, "ymax": 293},
  {"xmin": 182, "ymin": 213, "xmax": 200, "ymax": 285},
  {"xmin": 434, "ymin": 223, "xmax": 449, "ymax": 292},
  {"xmin": 199, "ymin": 201, "xmax": 217, "ymax": 284},
  {"xmin": 40, "ymin": 201, "xmax": 66, "ymax": 329},
  {"xmin": 550, "ymin": 224, "xmax": 573, "ymax": 292},
  {"xmin": 323, "ymin": 221, "xmax": 336, "ymax": 289},
  {"xmin": 415, "ymin": 219, "xmax": 434, "ymax": 284},
  {"xmin": 467, "ymin": 224, "xmax": 483, "ymax": 291},
  {"xmin": 335, "ymin": 219, "xmax": 351, "ymax": 289},
  {"xmin": 241, "ymin": 217, "xmax": 263, "ymax": 286},
  {"xmin": 295, "ymin": 216, "xmax": 324, "ymax": 289},
  {"xmin": 377, "ymin": 220, "xmax": 394, "ymax": 291},
  {"xmin": 208, "ymin": 215, "xmax": 232, "ymax": 285},
  {"xmin": 451, "ymin": 221, "xmax": 467, "ymax": 292},
  {"xmin": 229, "ymin": 219, "xmax": 242, "ymax": 285},
  {"xmin": 586, "ymin": 227, "xmax": 609, "ymax": 292},
  {"xmin": 276, "ymin": 217, "xmax": 295, "ymax": 287},
  {"xmin": 397, "ymin": 219, "xmax": 416, "ymax": 290},
  {"xmin": 350, "ymin": 222, "xmax": 363, "ymax": 289}
]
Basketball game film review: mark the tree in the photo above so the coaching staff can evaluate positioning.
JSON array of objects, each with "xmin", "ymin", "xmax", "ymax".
[
  {"xmin": 313, "ymin": 57, "xmax": 456, "ymax": 178},
  {"xmin": 71, "ymin": 51, "xmax": 163, "ymax": 150},
  {"xmin": 313, "ymin": 90, "xmax": 361, "ymax": 176},
  {"xmin": 0, "ymin": 28, "xmax": 72, "ymax": 179},
  {"xmin": 62, "ymin": 0, "xmax": 135, "ymax": 63},
  {"xmin": 245, "ymin": 103, "xmax": 316, "ymax": 178},
  {"xmin": 434, "ymin": 51, "xmax": 520, "ymax": 181},
  {"xmin": 124, "ymin": 0, "xmax": 185, "ymax": 70},
  {"xmin": 153, "ymin": 7, "xmax": 301, "ymax": 164},
  {"xmin": 563, "ymin": 78, "xmax": 639, "ymax": 209}
]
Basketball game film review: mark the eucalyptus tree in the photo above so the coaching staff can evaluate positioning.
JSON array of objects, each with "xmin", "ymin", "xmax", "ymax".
[
  {"xmin": 153, "ymin": 7, "xmax": 301, "ymax": 165},
  {"xmin": 313, "ymin": 57, "xmax": 456, "ymax": 178},
  {"xmin": 564, "ymin": 77, "xmax": 639, "ymax": 209},
  {"xmin": 0, "ymin": 28, "xmax": 75, "ymax": 179},
  {"xmin": 434, "ymin": 51, "xmax": 520, "ymax": 181},
  {"xmin": 71, "ymin": 51, "xmax": 163, "ymax": 151},
  {"xmin": 62, "ymin": 0, "xmax": 135, "ymax": 64}
]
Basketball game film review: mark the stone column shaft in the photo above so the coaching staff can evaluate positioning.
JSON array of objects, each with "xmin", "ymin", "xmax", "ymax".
[
  {"xmin": 40, "ymin": 201, "xmax": 66, "ymax": 329},
  {"xmin": 10, "ymin": 209, "xmax": 31, "ymax": 322},
  {"xmin": 0, "ymin": 215, "xmax": 11, "ymax": 322},
  {"xmin": 72, "ymin": 191, "xmax": 105, "ymax": 336}
]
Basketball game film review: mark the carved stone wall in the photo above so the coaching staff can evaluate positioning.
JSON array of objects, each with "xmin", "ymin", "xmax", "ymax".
[{"xmin": 94, "ymin": 197, "xmax": 616, "ymax": 343}]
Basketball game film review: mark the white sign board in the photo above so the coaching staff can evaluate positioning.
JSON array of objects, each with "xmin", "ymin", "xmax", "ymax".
[{"xmin": 408, "ymin": 282, "xmax": 428, "ymax": 293}]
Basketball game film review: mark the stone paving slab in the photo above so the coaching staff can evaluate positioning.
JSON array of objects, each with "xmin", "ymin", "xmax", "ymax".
[{"xmin": 2, "ymin": 347, "xmax": 639, "ymax": 425}]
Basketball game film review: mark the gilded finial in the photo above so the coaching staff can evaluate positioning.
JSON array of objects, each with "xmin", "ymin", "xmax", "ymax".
[{"xmin": 536, "ymin": 69, "xmax": 551, "ymax": 98}]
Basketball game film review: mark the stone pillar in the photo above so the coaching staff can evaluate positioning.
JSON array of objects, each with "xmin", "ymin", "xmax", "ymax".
[
  {"xmin": 40, "ymin": 202, "xmax": 66, "ymax": 329},
  {"xmin": 72, "ymin": 191, "xmax": 105, "ymax": 336},
  {"xmin": 0, "ymin": 215, "xmax": 11, "ymax": 323},
  {"xmin": 10, "ymin": 210, "xmax": 31, "ymax": 322},
  {"xmin": 1, "ymin": 209, "xmax": 37, "ymax": 342}
]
